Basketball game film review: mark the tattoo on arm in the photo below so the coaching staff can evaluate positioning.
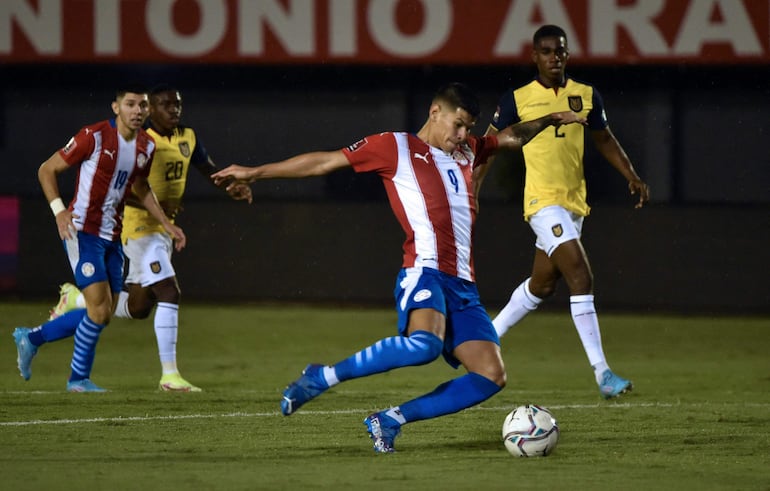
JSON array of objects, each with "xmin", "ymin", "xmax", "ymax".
[{"xmin": 509, "ymin": 116, "xmax": 553, "ymax": 145}]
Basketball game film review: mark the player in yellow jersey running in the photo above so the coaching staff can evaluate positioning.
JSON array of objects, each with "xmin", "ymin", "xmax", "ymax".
[
  {"xmin": 476, "ymin": 25, "xmax": 649, "ymax": 399},
  {"xmin": 50, "ymin": 84, "xmax": 252, "ymax": 391}
]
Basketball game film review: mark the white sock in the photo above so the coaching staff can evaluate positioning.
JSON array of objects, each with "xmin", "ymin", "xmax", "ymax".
[
  {"xmin": 155, "ymin": 302, "xmax": 179, "ymax": 375},
  {"xmin": 570, "ymin": 294, "xmax": 609, "ymax": 383},
  {"xmin": 113, "ymin": 291, "xmax": 132, "ymax": 319},
  {"xmin": 386, "ymin": 407, "xmax": 407, "ymax": 424},
  {"xmin": 322, "ymin": 366, "xmax": 339, "ymax": 387},
  {"xmin": 493, "ymin": 278, "xmax": 542, "ymax": 337}
]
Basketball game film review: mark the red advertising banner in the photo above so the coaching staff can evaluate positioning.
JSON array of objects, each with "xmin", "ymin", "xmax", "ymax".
[{"xmin": 1, "ymin": 0, "xmax": 768, "ymax": 65}]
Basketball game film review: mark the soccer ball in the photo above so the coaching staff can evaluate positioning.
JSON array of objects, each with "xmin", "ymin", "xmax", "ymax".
[{"xmin": 501, "ymin": 404, "xmax": 559, "ymax": 457}]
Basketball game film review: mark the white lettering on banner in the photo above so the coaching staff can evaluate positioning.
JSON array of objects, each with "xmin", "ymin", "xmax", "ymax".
[
  {"xmin": 368, "ymin": 0, "xmax": 452, "ymax": 57},
  {"xmin": 95, "ymin": 0, "xmax": 121, "ymax": 54},
  {"xmin": 239, "ymin": 0, "xmax": 314, "ymax": 56},
  {"xmin": 148, "ymin": 0, "xmax": 227, "ymax": 56},
  {"xmin": 0, "ymin": 0, "xmax": 60, "ymax": 54},
  {"xmin": 589, "ymin": 0, "xmax": 669, "ymax": 56},
  {"xmin": 673, "ymin": 0, "xmax": 761, "ymax": 55},
  {"xmin": 0, "ymin": 0, "xmax": 766, "ymax": 62},
  {"xmin": 330, "ymin": 0, "xmax": 355, "ymax": 56},
  {"xmin": 495, "ymin": 0, "xmax": 582, "ymax": 56}
]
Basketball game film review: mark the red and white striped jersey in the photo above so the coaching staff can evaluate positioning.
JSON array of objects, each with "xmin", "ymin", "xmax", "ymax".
[
  {"xmin": 342, "ymin": 132, "xmax": 498, "ymax": 282},
  {"xmin": 58, "ymin": 119, "xmax": 155, "ymax": 241}
]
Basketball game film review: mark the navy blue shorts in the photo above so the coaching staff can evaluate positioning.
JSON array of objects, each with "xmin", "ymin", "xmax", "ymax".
[{"xmin": 394, "ymin": 267, "xmax": 499, "ymax": 368}]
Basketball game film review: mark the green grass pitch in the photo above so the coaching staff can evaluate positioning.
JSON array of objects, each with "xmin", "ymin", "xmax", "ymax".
[{"xmin": 1, "ymin": 302, "xmax": 768, "ymax": 490}]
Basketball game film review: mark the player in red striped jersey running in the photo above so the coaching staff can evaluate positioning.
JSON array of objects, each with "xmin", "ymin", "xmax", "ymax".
[
  {"xmin": 12, "ymin": 85, "xmax": 186, "ymax": 392},
  {"xmin": 213, "ymin": 83, "xmax": 585, "ymax": 452}
]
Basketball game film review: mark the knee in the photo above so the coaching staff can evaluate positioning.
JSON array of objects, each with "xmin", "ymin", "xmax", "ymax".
[
  {"xmin": 88, "ymin": 303, "xmax": 112, "ymax": 325},
  {"xmin": 485, "ymin": 365, "xmax": 507, "ymax": 388},
  {"xmin": 408, "ymin": 331, "xmax": 444, "ymax": 364},
  {"xmin": 528, "ymin": 279, "xmax": 556, "ymax": 299},
  {"xmin": 130, "ymin": 304, "xmax": 153, "ymax": 319},
  {"xmin": 152, "ymin": 278, "xmax": 181, "ymax": 304},
  {"xmin": 567, "ymin": 270, "xmax": 594, "ymax": 295}
]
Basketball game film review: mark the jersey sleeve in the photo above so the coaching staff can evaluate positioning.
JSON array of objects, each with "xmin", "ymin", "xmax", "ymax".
[
  {"xmin": 190, "ymin": 135, "xmax": 216, "ymax": 175},
  {"xmin": 58, "ymin": 125, "xmax": 95, "ymax": 166},
  {"xmin": 489, "ymin": 90, "xmax": 521, "ymax": 131},
  {"xmin": 468, "ymin": 135, "xmax": 499, "ymax": 170},
  {"xmin": 135, "ymin": 131, "xmax": 154, "ymax": 179},
  {"xmin": 587, "ymin": 87, "xmax": 609, "ymax": 130},
  {"xmin": 341, "ymin": 133, "xmax": 396, "ymax": 176}
]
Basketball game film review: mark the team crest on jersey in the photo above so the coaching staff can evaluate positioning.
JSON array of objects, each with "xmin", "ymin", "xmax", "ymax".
[
  {"xmin": 81, "ymin": 262, "xmax": 95, "ymax": 278},
  {"xmin": 150, "ymin": 261, "xmax": 162, "ymax": 274},
  {"xmin": 62, "ymin": 137, "xmax": 77, "ymax": 155},
  {"xmin": 346, "ymin": 138, "xmax": 368, "ymax": 152},
  {"xmin": 492, "ymin": 106, "xmax": 500, "ymax": 124},
  {"xmin": 136, "ymin": 153, "xmax": 148, "ymax": 169},
  {"xmin": 178, "ymin": 142, "xmax": 190, "ymax": 157},
  {"xmin": 551, "ymin": 224, "xmax": 563, "ymax": 237},
  {"xmin": 568, "ymin": 96, "xmax": 583, "ymax": 112},
  {"xmin": 451, "ymin": 150, "xmax": 470, "ymax": 166}
]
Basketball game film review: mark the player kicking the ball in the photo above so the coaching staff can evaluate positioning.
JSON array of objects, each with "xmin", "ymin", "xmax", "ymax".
[{"xmin": 212, "ymin": 83, "xmax": 585, "ymax": 452}]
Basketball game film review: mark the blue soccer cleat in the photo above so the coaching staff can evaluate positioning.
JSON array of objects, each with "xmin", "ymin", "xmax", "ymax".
[
  {"xmin": 66, "ymin": 379, "xmax": 107, "ymax": 393},
  {"xmin": 598, "ymin": 369, "xmax": 633, "ymax": 399},
  {"xmin": 13, "ymin": 327, "xmax": 38, "ymax": 381},
  {"xmin": 280, "ymin": 364, "xmax": 329, "ymax": 415},
  {"xmin": 364, "ymin": 411, "xmax": 402, "ymax": 453}
]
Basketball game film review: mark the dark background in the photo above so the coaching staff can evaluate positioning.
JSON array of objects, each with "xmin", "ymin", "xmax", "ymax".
[{"xmin": 1, "ymin": 63, "xmax": 768, "ymax": 314}]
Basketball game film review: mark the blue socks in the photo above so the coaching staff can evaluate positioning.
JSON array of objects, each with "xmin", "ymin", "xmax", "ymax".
[
  {"xmin": 397, "ymin": 372, "xmax": 502, "ymax": 423},
  {"xmin": 333, "ymin": 330, "xmax": 443, "ymax": 381},
  {"xmin": 69, "ymin": 314, "xmax": 106, "ymax": 382},
  {"xmin": 28, "ymin": 309, "xmax": 86, "ymax": 346}
]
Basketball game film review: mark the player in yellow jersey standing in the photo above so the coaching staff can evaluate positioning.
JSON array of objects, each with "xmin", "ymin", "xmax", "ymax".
[
  {"xmin": 50, "ymin": 84, "xmax": 252, "ymax": 391},
  {"xmin": 476, "ymin": 25, "xmax": 649, "ymax": 399}
]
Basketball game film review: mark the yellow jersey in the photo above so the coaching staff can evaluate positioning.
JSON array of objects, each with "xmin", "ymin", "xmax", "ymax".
[
  {"xmin": 490, "ymin": 77, "xmax": 608, "ymax": 219},
  {"xmin": 122, "ymin": 124, "xmax": 209, "ymax": 241}
]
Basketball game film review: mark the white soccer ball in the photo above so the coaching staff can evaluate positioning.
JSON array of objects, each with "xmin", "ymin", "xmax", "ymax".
[{"xmin": 501, "ymin": 404, "xmax": 560, "ymax": 457}]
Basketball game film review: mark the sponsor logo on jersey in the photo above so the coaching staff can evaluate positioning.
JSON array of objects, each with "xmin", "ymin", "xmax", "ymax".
[
  {"xmin": 178, "ymin": 142, "xmax": 190, "ymax": 157},
  {"xmin": 413, "ymin": 289, "xmax": 432, "ymax": 302},
  {"xmin": 103, "ymin": 149, "xmax": 115, "ymax": 160},
  {"xmin": 346, "ymin": 138, "xmax": 368, "ymax": 152},
  {"xmin": 568, "ymin": 96, "xmax": 583, "ymax": 112},
  {"xmin": 551, "ymin": 224, "xmax": 563, "ymax": 237},
  {"xmin": 413, "ymin": 151, "xmax": 430, "ymax": 163},
  {"xmin": 81, "ymin": 262, "xmax": 95, "ymax": 277},
  {"xmin": 62, "ymin": 137, "xmax": 77, "ymax": 154},
  {"xmin": 136, "ymin": 153, "xmax": 148, "ymax": 169},
  {"xmin": 150, "ymin": 261, "xmax": 162, "ymax": 274}
]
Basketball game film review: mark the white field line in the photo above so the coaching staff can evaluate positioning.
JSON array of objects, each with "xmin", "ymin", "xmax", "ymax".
[{"xmin": 2, "ymin": 401, "xmax": 769, "ymax": 427}]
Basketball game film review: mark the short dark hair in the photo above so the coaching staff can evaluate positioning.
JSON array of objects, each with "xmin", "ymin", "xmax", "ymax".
[
  {"xmin": 116, "ymin": 83, "xmax": 148, "ymax": 100},
  {"xmin": 433, "ymin": 82, "xmax": 480, "ymax": 118},
  {"xmin": 533, "ymin": 25, "xmax": 567, "ymax": 45},
  {"xmin": 150, "ymin": 83, "xmax": 178, "ymax": 97}
]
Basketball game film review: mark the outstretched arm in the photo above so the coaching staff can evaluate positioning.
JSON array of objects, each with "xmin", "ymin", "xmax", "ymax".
[
  {"xmin": 496, "ymin": 111, "xmax": 586, "ymax": 150},
  {"xmin": 211, "ymin": 150, "xmax": 351, "ymax": 188},
  {"xmin": 193, "ymin": 155, "xmax": 253, "ymax": 204},
  {"xmin": 591, "ymin": 127, "xmax": 650, "ymax": 209}
]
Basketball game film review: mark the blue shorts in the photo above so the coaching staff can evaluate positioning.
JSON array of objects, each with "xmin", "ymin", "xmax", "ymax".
[
  {"xmin": 63, "ymin": 231, "xmax": 124, "ymax": 292},
  {"xmin": 394, "ymin": 267, "xmax": 499, "ymax": 368}
]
